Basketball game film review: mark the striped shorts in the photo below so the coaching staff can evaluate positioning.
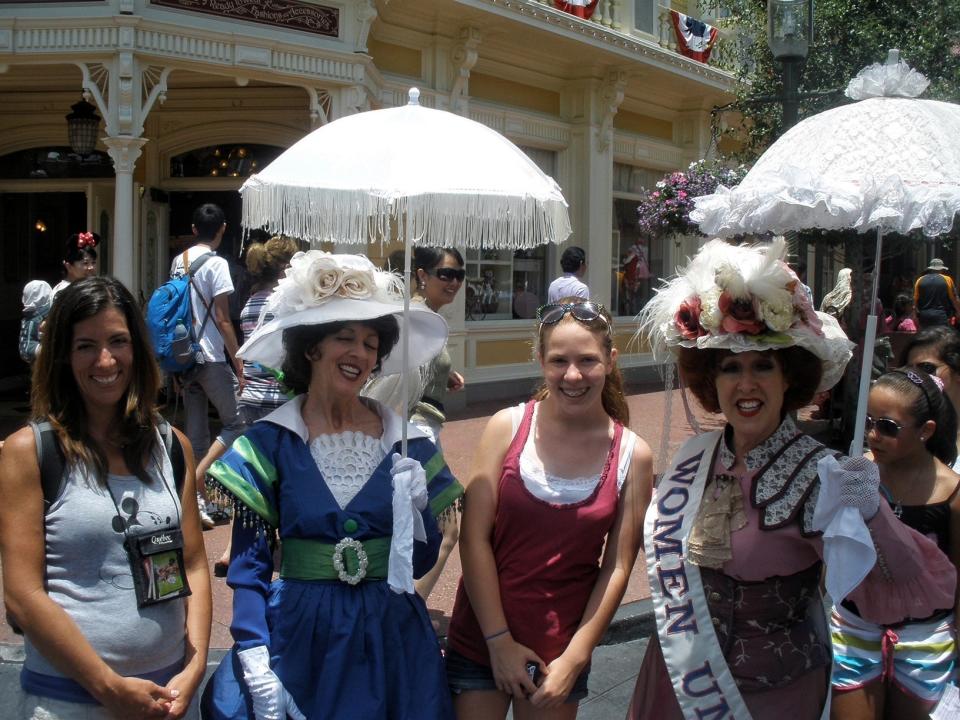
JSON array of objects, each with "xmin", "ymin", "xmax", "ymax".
[{"xmin": 830, "ymin": 604, "xmax": 956, "ymax": 704}]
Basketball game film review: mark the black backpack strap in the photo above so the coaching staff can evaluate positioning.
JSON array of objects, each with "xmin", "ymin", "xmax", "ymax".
[
  {"xmin": 158, "ymin": 418, "xmax": 186, "ymax": 496},
  {"xmin": 30, "ymin": 420, "xmax": 66, "ymax": 507}
]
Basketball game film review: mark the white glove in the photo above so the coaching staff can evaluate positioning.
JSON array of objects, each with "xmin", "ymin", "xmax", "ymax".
[
  {"xmin": 835, "ymin": 456, "xmax": 881, "ymax": 520},
  {"xmin": 388, "ymin": 453, "xmax": 428, "ymax": 594},
  {"xmin": 237, "ymin": 645, "xmax": 306, "ymax": 720}
]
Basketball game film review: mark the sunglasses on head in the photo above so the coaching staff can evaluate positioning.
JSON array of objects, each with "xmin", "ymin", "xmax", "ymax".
[
  {"xmin": 864, "ymin": 414, "xmax": 904, "ymax": 439},
  {"xmin": 429, "ymin": 267, "xmax": 466, "ymax": 282},
  {"xmin": 537, "ymin": 301, "xmax": 608, "ymax": 326}
]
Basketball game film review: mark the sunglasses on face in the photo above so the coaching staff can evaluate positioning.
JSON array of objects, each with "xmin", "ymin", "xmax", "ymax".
[
  {"xmin": 537, "ymin": 301, "xmax": 608, "ymax": 326},
  {"xmin": 429, "ymin": 267, "xmax": 466, "ymax": 282},
  {"xmin": 864, "ymin": 414, "xmax": 905, "ymax": 439},
  {"xmin": 915, "ymin": 361, "xmax": 942, "ymax": 376}
]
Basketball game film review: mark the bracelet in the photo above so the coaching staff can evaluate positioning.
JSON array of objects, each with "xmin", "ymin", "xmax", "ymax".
[{"xmin": 484, "ymin": 628, "xmax": 509, "ymax": 642}]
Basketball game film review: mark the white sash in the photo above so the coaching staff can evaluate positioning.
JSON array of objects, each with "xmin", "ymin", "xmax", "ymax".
[{"xmin": 645, "ymin": 431, "xmax": 830, "ymax": 719}]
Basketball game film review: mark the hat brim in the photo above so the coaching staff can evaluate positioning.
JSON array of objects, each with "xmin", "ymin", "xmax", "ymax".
[
  {"xmin": 238, "ymin": 298, "xmax": 448, "ymax": 376},
  {"xmin": 673, "ymin": 312, "xmax": 853, "ymax": 393}
]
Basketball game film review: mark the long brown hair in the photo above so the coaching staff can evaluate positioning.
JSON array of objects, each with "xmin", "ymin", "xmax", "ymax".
[
  {"xmin": 31, "ymin": 277, "xmax": 162, "ymax": 483},
  {"xmin": 533, "ymin": 299, "xmax": 630, "ymax": 425}
]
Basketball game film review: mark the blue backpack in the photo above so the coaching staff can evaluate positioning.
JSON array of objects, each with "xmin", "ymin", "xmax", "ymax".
[{"xmin": 147, "ymin": 252, "xmax": 215, "ymax": 374}]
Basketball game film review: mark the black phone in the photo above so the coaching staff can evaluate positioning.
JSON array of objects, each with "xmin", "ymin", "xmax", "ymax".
[{"xmin": 525, "ymin": 661, "xmax": 543, "ymax": 687}]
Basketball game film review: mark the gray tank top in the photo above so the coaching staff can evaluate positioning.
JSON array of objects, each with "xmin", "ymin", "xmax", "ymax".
[{"xmin": 24, "ymin": 439, "xmax": 186, "ymax": 679}]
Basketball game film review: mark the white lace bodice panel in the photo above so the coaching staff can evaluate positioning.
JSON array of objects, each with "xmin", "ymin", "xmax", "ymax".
[
  {"xmin": 513, "ymin": 403, "xmax": 635, "ymax": 505},
  {"xmin": 309, "ymin": 431, "xmax": 386, "ymax": 509}
]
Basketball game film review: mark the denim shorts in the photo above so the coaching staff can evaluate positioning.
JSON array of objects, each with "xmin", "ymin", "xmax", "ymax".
[{"xmin": 446, "ymin": 648, "xmax": 589, "ymax": 703}]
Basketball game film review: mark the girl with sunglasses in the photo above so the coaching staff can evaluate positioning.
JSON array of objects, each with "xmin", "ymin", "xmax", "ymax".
[
  {"xmin": 447, "ymin": 298, "xmax": 653, "ymax": 719},
  {"xmin": 903, "ymin": 326, "xmax": 960, "ymax": 473},
  {"xmin": 367, "ymin": 246, "xmax": 466, "ymax": 599},
  {"xmin": 830, "ymin": 366, "xmax": 960, "ymax": 719}
]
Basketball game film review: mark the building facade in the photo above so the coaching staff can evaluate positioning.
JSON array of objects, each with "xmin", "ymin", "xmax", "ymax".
[{"xmin": 0, "ymin": 0, "xmax": 738, "ymax": 400}]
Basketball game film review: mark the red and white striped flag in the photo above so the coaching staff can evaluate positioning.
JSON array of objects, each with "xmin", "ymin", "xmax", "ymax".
[{"xmin": 670, "ymin": 10, "xmax": 719, "ymax": 63}]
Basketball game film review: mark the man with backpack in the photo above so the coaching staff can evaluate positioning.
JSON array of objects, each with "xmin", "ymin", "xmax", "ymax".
[{"xmin": 169, "ymin": 203, "xmax": 245, "ymax": 527}]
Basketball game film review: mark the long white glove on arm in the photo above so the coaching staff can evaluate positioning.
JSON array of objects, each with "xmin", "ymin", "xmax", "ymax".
[{"xmin": 237, "ymin": 645, "xmax": 306, "ymax": 720}]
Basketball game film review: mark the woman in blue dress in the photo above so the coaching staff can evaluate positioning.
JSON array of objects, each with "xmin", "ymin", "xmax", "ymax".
[{"xmin": 200, "ymin": 251, "xmax": 461, "ymax": 720}]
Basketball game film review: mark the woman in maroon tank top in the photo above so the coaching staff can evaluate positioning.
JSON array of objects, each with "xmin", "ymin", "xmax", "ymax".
[{"xmin": 448, "ymin": 299, "xmax": 653, "ymax": 719}]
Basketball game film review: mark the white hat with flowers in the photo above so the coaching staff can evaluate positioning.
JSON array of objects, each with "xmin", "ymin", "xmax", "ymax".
[
  {"xmin": 639, "ymin": 237, "xmax": 853, "ymax": 392},
  {"xmin": 238, "ymin": 250, "xmax": 448, "ymax": 375}
]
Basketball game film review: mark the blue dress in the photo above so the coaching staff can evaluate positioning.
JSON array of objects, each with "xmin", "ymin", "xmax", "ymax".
[{"xmin": 200, "ymin": 397, "xmax": 461, "ymax": 719}]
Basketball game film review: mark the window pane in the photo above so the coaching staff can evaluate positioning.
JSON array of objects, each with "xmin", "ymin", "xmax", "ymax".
[
  {"xmin": 169, "ymin": 143, "xmax": 284, "ymax": 178},
  {"xmin": 634, "ymin": 0, "xmax": 655, "ymax": 34},
  {"xmin": 465, "ymin": 146, "xmax": 556, "ymax": 321},
  {"xmin": 613, "ymin": 198, "xmax": 663, "ymax": 317}
]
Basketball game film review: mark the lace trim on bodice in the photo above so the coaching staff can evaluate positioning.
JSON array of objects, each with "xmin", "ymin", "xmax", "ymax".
[
  {"xmin": 515, "ymin": 403, "xmax": 631, "ymax": 505},
  {"xmin": 309, "ymin": 432, "xmax": 386, "ymax": 509}
]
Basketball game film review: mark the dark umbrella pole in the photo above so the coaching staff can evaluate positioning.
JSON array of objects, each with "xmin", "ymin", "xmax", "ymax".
[{"xmin": 849, "ymin": 226, "xmax": 884, "ymax": 456}]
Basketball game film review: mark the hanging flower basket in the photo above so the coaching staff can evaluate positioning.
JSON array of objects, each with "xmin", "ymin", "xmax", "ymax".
[{"xmin": 637, "ymin": 160, "xmax": 748, "ymax": 239}]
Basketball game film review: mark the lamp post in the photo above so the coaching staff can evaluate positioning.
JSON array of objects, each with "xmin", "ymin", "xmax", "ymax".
[{"xmin": 767, "ymin": 0, "xmax": 814, "ymax": 130}]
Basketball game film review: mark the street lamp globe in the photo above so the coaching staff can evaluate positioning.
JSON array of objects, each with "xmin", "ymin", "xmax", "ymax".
[
  {"xmin": 66, "ymin": 99, "xmax": 101, "ymax": 156},
  {"xmin": 767, "ymin": 0, "xmax": 813, "ymax": 60}
]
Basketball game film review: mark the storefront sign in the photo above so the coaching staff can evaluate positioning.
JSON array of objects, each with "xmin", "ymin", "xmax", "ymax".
[{"xmin": 151, "ymin": 0, "xmax": 339, "ymax": 37}]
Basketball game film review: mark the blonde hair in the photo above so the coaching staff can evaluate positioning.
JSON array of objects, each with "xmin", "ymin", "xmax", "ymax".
[{"xmin": 246, "ymin": 236, "xmax": 299, "ymax": 285}]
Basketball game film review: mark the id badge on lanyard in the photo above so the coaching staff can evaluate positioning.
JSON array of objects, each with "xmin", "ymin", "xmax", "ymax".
[
  {"xmin": 106, "ymin": 465, "xmax": 192, "ymax": 609},
  {"xmin": 124, "ymin": 529, "xmax": 192, "ymax": 608}
]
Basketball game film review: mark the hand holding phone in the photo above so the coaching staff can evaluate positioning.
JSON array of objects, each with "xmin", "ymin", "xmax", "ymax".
[{"xmin": 525, "ymin": 661, "xmax": 543, "ymax": 688}]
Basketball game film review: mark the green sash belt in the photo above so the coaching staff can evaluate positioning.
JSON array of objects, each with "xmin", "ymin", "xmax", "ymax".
[{"xmin": 280, "ymin": 536, "xmax": 391, "ymax": 582}]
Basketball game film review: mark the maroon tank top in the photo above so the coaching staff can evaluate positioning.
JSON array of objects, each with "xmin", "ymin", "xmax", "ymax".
[{"xmin": 447, "ymin": 400, "xmax": 623, "ymax": 665}]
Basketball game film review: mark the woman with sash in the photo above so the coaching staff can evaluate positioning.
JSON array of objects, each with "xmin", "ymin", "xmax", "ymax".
[
  {"xmin": 199, "ymin": 251, "xmax": 462, "ymax": 720},
  {"xmin": 627, "ymin": 239, "xmax": 957, "ymax": 720},
  {"xmin": 447, "ymin": 298, "xmax": 653, "ymax": 719}
]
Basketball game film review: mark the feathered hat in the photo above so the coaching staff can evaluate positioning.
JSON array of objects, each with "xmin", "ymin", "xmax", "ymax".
[
  {"xmin": 238, "ymin": 250, "xmax": 447, "ymax": 375},
  {"xmin": 638, "ymin": 237, "xmax": 853, "ymax": 392}
]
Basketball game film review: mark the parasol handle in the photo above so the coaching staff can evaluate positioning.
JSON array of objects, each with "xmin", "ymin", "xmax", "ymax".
[
  {"xmin": 400, "ymin": 228, "xmax": 412, "ymax": 458},
  {"xmin": 849, "ymin": 228, "xmax": 884, "ymax": 457}
]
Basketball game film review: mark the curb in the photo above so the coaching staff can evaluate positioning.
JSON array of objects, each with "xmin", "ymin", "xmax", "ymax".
[{"xmin": 599, "ymin": 598, "xmax": 655, "ymax": 646}]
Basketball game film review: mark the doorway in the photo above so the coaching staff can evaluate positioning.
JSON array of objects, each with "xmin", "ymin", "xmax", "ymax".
[{"xmin": 0, "ymin": 192, "xmax": 87, "ymax": 381}]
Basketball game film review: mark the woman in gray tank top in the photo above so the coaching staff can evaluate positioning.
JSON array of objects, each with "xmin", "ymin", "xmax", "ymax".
[{"xmin": 0, "ymin": 277, "xmax": 211, "ymax": 720}]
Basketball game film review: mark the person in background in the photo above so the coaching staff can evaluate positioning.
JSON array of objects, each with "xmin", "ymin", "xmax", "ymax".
[
  {"xmin": 365, "ymin": 245, "xmax": 466, "ymax": 600},
  {"xmin": 830, "ymin": 367, "xmax": 960, "ymax": 718},
  {"xmin": 884, "ymin": 293, "xmax": 918, "ymax": 333},
  {"xmin": 52, "ymin": 231, "xmax": 98, "ymax": 297},
  {"xmin": 1, "ymin": 276, "xmax": 211, "ymax": 720},
  {"xmin": 200, "ymin": 251, "xmax": 460, "ymax": 720},
  {"xmin": 914, "ymin": 258, "xmax": 960, "ymax": 329},
  {"xmin": 512, "ymin": 281, "xmax": 540, "ymax": 320},
  {"xmin": 627, "ymin": 238, "xmax": 956, "ymax": 719},
  {"xmin": 904, "ymin": 326, "xmax": 960, "ymax": 473},
  {"xmin": 201, "ymin": 235, "xmax": 300, "ymax": 577},
  {"xmin": 19, "ymin": 280, "xmax": 52, "ymax": 363},
  {"xmin": 448, "ymin": 299, "xmax": 652, "ymax": 719},
  {"xmin": 547, "ymin": 246, "xmax": 589, "ymax": 303},
  {"xmin": 169, "ymin": 203, "xmax": 245, "ymax": 529}
]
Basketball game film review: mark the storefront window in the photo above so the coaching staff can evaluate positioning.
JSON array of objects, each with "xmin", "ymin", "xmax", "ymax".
[
  {"xmin": 465, "ymin": 146, "xmax": 556, "ymax": 321},
  {"xmin": 169, "ymin": 143, "xmax": 283, "ymax": 178},
  {"xmin": 612, "ymin": 163, "xmax": 663, "ymax": 317},
  {"xmin": 0, "ymin": 147, "xmax": 114, "ymax": 179}
]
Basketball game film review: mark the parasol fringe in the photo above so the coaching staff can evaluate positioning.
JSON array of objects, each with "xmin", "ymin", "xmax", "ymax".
[{"xmin": 241, "ymin": 182, "xmax": 572, "ymax": 249}]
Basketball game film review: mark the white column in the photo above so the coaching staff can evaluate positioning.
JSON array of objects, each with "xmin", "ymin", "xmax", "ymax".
[{"xmin": 103, "ymin": 136, "xmax": 147, "ymax": 290}]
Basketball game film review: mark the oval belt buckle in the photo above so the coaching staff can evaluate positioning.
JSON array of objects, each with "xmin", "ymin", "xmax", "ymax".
[{"xmin": 332, "ymin": 537, "xmax": 368, "ymax": 585}]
